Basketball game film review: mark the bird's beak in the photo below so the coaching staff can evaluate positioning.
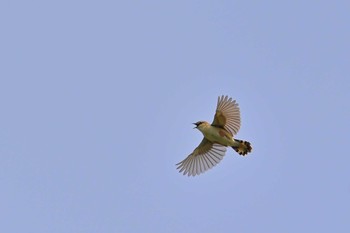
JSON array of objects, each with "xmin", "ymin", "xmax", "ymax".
[{"xmin": 193, "ymin": 123, "xmax": 197, "ymax": 129}]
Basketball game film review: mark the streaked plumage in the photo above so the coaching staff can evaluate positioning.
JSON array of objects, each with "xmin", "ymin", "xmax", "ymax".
[{"xmin": 176, "ymin": 95, "xmax": 252, "ymax": 176}]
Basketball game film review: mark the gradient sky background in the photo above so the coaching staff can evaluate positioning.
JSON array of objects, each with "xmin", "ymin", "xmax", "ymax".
[{"xmin": 1, "ymin": 1, "xmax": 349, "ymax": 232}]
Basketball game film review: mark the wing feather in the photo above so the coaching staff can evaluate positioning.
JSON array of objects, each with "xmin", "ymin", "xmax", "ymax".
[
  {"xmin": 212, "ymin": 95, "xmax": 241, "ymax": 136},
  {"xmin": 176, "ymin": 138, "xmax": 227, "ymax": 176}
]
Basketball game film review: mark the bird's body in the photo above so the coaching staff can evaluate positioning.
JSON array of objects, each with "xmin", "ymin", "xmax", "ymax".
[
  {"xmin": 195, "ymin": 121, "xmax": 235, "ymax": 147},
  {"xmin": 176, "ymin": 95, "xmax": 252, "ymax": 176}
]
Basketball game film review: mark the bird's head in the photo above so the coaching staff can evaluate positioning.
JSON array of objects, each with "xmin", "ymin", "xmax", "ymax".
[{"xmin": 193, "ymin": 121, "xmax": 209, "ymax": 130}]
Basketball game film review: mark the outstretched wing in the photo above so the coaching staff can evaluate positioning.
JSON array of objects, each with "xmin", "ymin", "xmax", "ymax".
[
  {"xmin": 211, "ymin": 95, "xmax": 241, "ymax": 136},
  {"xmin": 176, "ymin": 138, "xmax": 227, "ymax": 176}
]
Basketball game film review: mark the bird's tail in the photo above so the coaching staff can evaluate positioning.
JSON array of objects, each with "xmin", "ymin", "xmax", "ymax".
[{"xmin": 232, "ymin": 139, "xmax": 252, "ymax": 156}]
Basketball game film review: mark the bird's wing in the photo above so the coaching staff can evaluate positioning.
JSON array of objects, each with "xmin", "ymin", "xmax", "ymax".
[
  {"xmin": 211, "ymin": 95, "xmax": 241, "ymax": 136},
  {"xmin": 176, "ymin": 138, "xmax": 227, "ymax": 176}
]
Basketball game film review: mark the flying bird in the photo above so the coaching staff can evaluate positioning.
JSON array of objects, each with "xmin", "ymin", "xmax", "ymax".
[{"xmin": 176, "ymin": 95, "xmax": 252, "ymax": 176}]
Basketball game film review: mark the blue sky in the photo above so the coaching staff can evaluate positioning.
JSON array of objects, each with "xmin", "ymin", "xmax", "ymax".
[{"xmin": 1, "ymin": 1, "xmax": 349, "ymax": 232}]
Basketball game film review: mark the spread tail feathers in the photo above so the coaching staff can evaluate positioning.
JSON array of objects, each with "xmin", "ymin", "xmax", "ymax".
[{"xmin": 232, "ymin": 139, "xmax": 252, "ymax": 156}]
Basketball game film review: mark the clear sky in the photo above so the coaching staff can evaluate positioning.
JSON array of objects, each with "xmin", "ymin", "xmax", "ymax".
[{"xmin": 1, "ymin": 1, "xmax": 349, "ymax": 232}]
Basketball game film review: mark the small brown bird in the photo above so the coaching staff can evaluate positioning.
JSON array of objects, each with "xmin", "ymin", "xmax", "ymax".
[{"xmin": 176, "ymin": 95, "xmax": 252, "ymax": 176}]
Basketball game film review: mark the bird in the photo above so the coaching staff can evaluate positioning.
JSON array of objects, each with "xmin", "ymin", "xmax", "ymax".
[{"xmin": 176, "ymin": 95, "xmax": 252, "ymax": 176}]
